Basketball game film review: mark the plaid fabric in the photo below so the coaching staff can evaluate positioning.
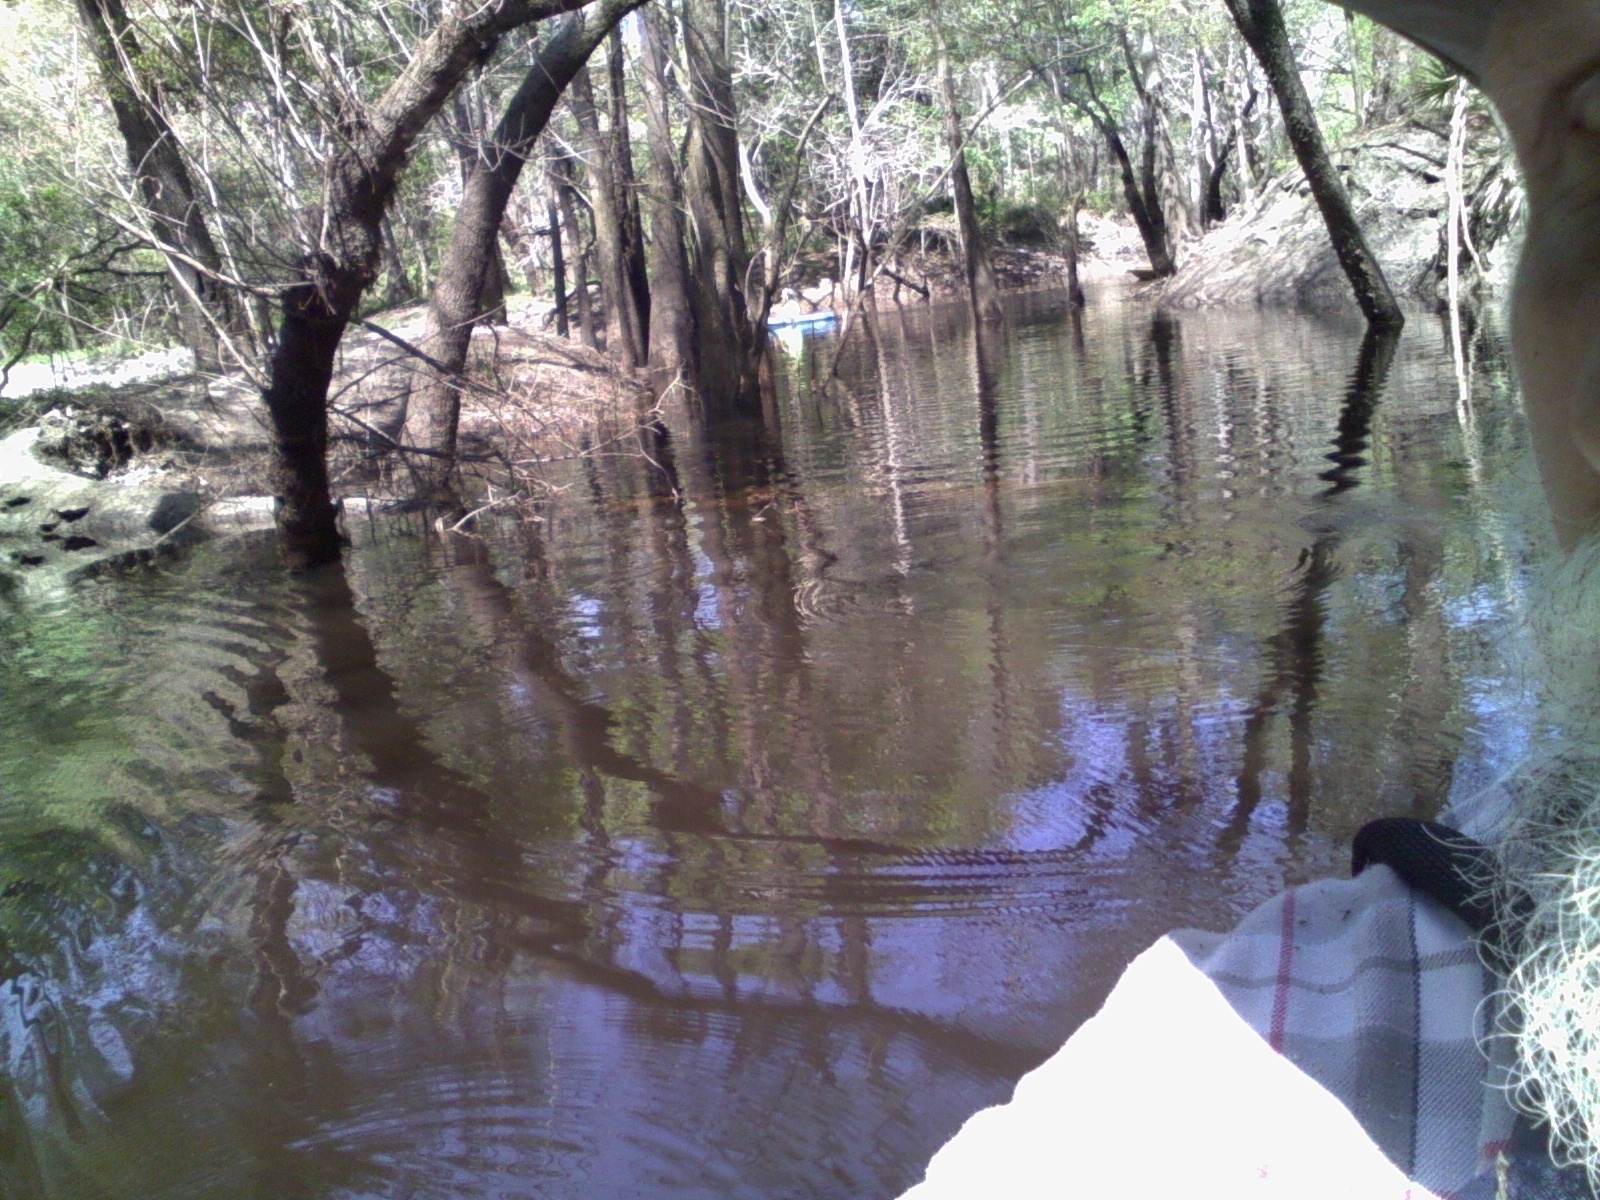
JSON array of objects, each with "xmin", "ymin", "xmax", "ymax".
[
  {"xmin": 1173, "ymin": 864, "xmax": 1518, "ymax": 1198},
  {"xmin": 903, "ymin": 860, "xmax": 1598, "ymax": 1198}
]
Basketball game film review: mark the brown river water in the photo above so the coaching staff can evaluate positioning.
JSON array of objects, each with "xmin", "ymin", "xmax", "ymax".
[{"xmin": 0, "ymin": 289, "xmax": 1545, "ymax": 1197}]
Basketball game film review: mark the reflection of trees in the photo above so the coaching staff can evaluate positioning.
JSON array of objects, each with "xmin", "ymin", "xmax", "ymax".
[
  {"xmin": 1228, "ymin": 535, "xmax": 1337, "ymax": 847},
  {"xmin": 1144, "ymin": 311, "xmax": 1195, "ymax": 527},
  {"xmin": 2, "ymin": 300, "xmax": 1526, "ymax": 1194},
  {"xmin": 974, "ymin": 318, "xmax": 1016, "ymax": 782},
  {"xmin": 1319, "ymin": 329, "xmax": 1399, "ymax": 494},
  {"xmin": 1225, "ymin": 328, "xmax": 1399, "ymax": 851}
]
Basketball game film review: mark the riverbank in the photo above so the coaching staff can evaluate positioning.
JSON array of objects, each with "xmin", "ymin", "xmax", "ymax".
[
  {"xmin": 0, "ymin": 302, "xmax": 657, "ymax": 591},
  {"xmin": 1157, "ymin": 117, "xmax": 1519, "ymax": 313},
  {"xmin": 0, "ymin": 146, "xmax": 1500, "ymax": 594}
]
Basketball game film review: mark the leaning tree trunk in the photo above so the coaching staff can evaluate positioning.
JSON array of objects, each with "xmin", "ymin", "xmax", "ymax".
[
  {"xmin": 75, "ymin": 0, "xmax": 243, "ymax": 369},
  {"xmin": 932, "ymin": 14, "xmax": 1003, "ymax": 322},
  {"xmin": 1223, "ymin": 0, "xmax": 1403, "ymax": 330},
  {"xmin": 568, "ymin": 62, "xmax": 646, "ymax": 368},
  {"xmin": 407, "ymin": 0, "xmax": 645, "ymax": 488},
  {"xmin": 1121, "ymin": 28, "xmax": 1194, "ymax": 248},
  {"xmin": 1095, "ymin": 111, "xmax": 1176, "ymax": 278},
  {"xmin": 1060, "ymin": 70, "xmax": 1175, "ymax": 279},
  {"xmin": 637, "ymin": 3, "xmax": 694, "ymax": 379},
  {"xmin": 259, "ymin": 0, "xmax": 594, "ymax": 567},
  {"xmin": 682, "ymin": 0, "xmax": 760, "ymax": 411}
]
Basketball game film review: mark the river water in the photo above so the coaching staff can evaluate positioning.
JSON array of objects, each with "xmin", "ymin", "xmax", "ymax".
[{"xmin": 0, "ymin": 290, "xmax": 1544, "ymax": 1198}]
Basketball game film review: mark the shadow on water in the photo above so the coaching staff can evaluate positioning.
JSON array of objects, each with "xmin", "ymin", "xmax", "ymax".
[{"xmin": 0, "ymin": 292, "xmax": 1533, "ymax": 1197}]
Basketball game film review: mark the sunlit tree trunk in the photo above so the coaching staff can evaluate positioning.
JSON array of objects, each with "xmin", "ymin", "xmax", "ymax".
[
  {"xmin": 75, "ymin": 0, "xmax": 242, "ymax": 369},
  {"xmin": 1223, "ymin": 0, "xmax": 1403, "ymax": 330},
  {"xmin": 408, "ymin": 0, "xmax": 645, "ymax": 493}
]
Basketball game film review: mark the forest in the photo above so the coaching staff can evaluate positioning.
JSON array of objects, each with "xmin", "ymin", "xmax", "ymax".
[
  {"xmin": 0, "ymin": 0, "xmax": 1553, "ymax": 1191},
  {"xmin": 0, "ymin": 0, "xmax": 1515, "ymax": 566}
]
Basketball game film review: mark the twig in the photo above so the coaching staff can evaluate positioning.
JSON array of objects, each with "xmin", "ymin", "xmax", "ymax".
[{"xmin": 441, "ymin": 491, "xmax": 523, "ymax": 533}]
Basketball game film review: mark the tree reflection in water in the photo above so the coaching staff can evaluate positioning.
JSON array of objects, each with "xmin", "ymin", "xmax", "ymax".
[{"xmin": 0, "ymin": 290, "xmax": 1539, "ymax": 1196}]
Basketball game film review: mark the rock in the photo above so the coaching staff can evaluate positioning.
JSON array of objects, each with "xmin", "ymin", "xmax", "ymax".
[
  {"xmin": 0, "ymin": 426, "xmax": 274, "ymax": 593},
  {"xmin": 33, "ymin": 403, "xmax": 184, "ymax": 479},
  {"xmin": 148, "ymin": 492, "xmax": 203, "ymax": 536}
]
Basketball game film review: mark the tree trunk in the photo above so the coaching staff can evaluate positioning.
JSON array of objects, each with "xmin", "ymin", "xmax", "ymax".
[
  {"xmin": 1224, "ymin": 0, "xmax": 1403, "ymax": 330},
  {"xmin": 569, "ymin": 62, "xmax": 646, "ymax": 367},
  {"xmin": 75, "ymin": 0, "xmax": 242, "ymax": 369},
  {"xmin": 257, "ymin": 0, "xmax": 596, "ymax": 566},
  {"xmin": 682, "ymin": 0, "xmax": 760, "ymax": 411},
  {"xmin": 501, "ymin": 199, "xmax": 544, "ymax": 295},
  {"xmin": 1064, "ymin": 192, "xmax": 1086, "ymax": 307},
  {"xmin": 1122, "ymin": 28, "xmax": 1193, "ymax": 247},
  {"xmin": 546, "ymin": 192, "xmax": 571, "ymax": 337},
  {"xmin": 379, "ymin": 217, "xmax": 417, "ymax": 308},
  {"xmin": 1050, "ymin": 62, "xmax": 1176, "ymax": 279},
  {"xmin": 477, "ymin": 236, "xmax": 512, "ymax": 325},
  {"xmin": 1204, "ymin": 140, "xmax": 1234, "ymax": 225},
  {"xmin": 554, "ymin": 153, "xmax": 599, "ymax": 349},
  {"xmin": 636, "ymin": 3, "xmax": 694, "ymax": 378},
  {"xmin": 833, "ymin": 0, "xmax": 875, "ymax": 306},
  {"xmin": 407, "ymin": 0, "xmax": 643, "ymax": 487},
  {"xmin": 932, "ymin": 14, "xmax": 1003, "ymax": 322},
  {"xmin": 263, "ymin": 275, "xmax": 351, "ymax": 567},
  {"xmin": 1094, "ymin": 110, "xmax": 1176, "ymax": 277},
  {"xmin": 608, "ymin": 29, "xmax": 652, "ymax": 349}
]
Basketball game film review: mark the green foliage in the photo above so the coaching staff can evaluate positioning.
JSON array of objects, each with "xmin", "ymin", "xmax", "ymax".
[
  {"xmin": 0, "ymin": 171, "xmax": 148, "ymax": 370},
  {"xmin": 995, "ymin": 202, "xmax": 1059, "ymax": 246},
  {"xmin": 0, "ymin": 0, "xmax": 1526, "ymax": 377}
]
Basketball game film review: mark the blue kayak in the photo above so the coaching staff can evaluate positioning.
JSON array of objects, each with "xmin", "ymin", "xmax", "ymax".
[{"xmin": 767, "ymin": 309, "xmax": 839, "ymax": 331}]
